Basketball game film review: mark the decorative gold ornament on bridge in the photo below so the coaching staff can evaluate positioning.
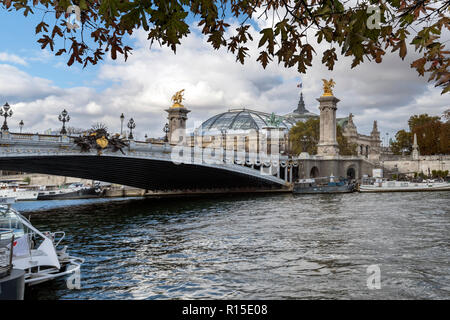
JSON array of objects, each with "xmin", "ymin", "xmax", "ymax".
[
  {"xmin": 321, "ymin": 79, "xmax": 336, "ymax": 96},
  {"xmin": 96, "ymin": 136, "xmax": 109, "ymax": 149},
  {"xmin": 170, "ymin": 89, "xmax": 185, "ymax": 108}
]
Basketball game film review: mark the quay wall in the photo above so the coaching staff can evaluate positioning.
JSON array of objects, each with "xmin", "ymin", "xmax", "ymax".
[
  {"xmin": 0, "ymin": 173, "xmax": 91, "ymax": 186},
  {"xmin": 380, "ymin": 155, "xmax": 450, "ymax": 175}
]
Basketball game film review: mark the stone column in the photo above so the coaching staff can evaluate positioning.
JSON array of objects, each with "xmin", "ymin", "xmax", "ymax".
[
  {"xmin": 317, "ymin": 95, "xmax": 340, "ymax": 156},
  {"xmin": 165, "ymin": 104, "xmax": 190, "ymax": 145},
  {"xmin": 412, "ymin": 133, "xmax": 419, "ymax": 160}
]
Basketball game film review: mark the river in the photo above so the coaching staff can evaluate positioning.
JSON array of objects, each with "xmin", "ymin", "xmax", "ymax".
[{"xmin": 13, "ymin": 191, "xmax": 450, "ymax": 300}]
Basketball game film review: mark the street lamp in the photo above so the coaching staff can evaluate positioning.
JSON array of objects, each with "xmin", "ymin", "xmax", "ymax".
[
  {"xmin": 127, "ymin": 118, "xmax": 135, "ymax": 139},
  {"xmin": 0, "ymin": 102, "xmax": 13, "ymax": 131},
  {"xmin": 120, "ymin": 113, "xmax": 125, "ymax": 135},
  {"xmin": 19, "ymin": 120, "xmax": 24, "ymax": 133},
  {"xmin": 163, "ymin": 123, "xmax": 169, "ymax": 142},
  {"xmin": 58, "ymin": 109, "xmax": 70, "ymax": 135},
  {"xmin": 300, "ymin": 135, "xmax": 308, "ymax": 153}
]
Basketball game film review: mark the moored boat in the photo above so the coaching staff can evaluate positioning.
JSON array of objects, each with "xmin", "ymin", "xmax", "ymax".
[
  {"xmin": 359, "ymin": 178, "xmax": 450, "ymax": 192},
  {"xmin": 37, "ymin": 183, "xmax": 102, "ymax": 200},
  {"xmin": 0, "ymin": 183, "xmax": 39, "ymax": 201},
  {"xmin": 293, "ymin": 176, "xmax": 356, "ymax": 194},
  {"xmin": 0, "ymin": 197, "xmax": 84, "ymax": 286}
]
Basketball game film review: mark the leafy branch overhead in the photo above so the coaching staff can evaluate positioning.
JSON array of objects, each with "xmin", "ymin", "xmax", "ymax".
[{"xmin": 1, "ymin": 0, "xmax": 449, "ymax": 94}]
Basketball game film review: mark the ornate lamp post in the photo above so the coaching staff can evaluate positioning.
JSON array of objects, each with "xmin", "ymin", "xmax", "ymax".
[
  {"xmin": 127, "ymin": 118, "xmax": 135, "ymax": 139},
  {"xmin": 1, "ymin": 102, "xmax": 13, "ymax": 131},
  {"xmin": 300, "ymin": 135, "xmax": 308, "ymax": 153},
  {"xmin": 120, "ymin": 113, "xmax": 125, "ymax": 135},
  {"xmin": 58, "ymin": 109, "xmax": 70, "ymax": 135},
  {"xmin": 163, "ymin": 123, "xmax": 169, "ymax": 142},
  {"xmin": 19, "ymin": 120, "xmax": 24, "ymax": 133}
]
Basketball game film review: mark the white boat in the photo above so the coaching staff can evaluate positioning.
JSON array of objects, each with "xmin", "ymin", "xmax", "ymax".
[
  {"xmin": 0, "ymin": 183, "xmax": 39, "ymax": 201},
  {"xmin": 0, "ymin": 197, "xmax": 84, "ymax": 286},
  {"xmin": 359, "ymin": 179, "xmax": 450, "ymax": 192}
]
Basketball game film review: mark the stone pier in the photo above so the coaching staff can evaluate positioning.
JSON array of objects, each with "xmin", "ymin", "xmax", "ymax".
[{"xmin": 317, "ymin": 95, "xmax": 340, "ymax": 156}]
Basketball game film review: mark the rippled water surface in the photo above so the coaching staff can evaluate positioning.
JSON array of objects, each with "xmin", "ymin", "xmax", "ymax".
[{"xmin": 13, "ymin": 192, "xmax": 450, "ymax": 300}]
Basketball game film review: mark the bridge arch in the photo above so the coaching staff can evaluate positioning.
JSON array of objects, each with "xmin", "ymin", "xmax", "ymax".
[
  {"xmin": 346, "ymin": 165, "xmax": 356, "ymax": 179},
  {"xmin": 310, "ymin": 166, "xmax": 319, "ymax": 178},
  {"xmin": 0, "ymin": 155, "xmax": 287, "ymax": 191}
]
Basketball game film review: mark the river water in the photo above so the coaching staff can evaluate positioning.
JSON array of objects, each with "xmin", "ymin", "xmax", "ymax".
[{"xmin": 13, "ymin": 192, "xmax": 450, "ymax": 300}]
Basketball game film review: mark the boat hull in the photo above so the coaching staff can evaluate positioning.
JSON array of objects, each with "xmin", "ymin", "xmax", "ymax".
[
  {"xmin": 293, "ymin": 183, "xmax": 355, "ymax": 194},
  {"xmin": 37, "ymin": 187, "xmax": 102, "ymax": 200},
  {"xmin": 359, "ymin": 184, "xmax": 450, "ymax": 192},
  {"xmin": 0, "ymin": 190, "xmax": 38, "ymax": 201}
]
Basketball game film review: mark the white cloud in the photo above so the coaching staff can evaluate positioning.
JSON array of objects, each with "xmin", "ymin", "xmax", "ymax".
[{"xmin": 0, "ymin": 52, "xmax": 28, "ymax": 66}]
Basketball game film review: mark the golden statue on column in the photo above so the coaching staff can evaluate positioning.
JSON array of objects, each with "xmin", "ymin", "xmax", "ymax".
[
  {"xmin": 321, "ymin": 79, "xmax": 336, "ymax": 96},
  {"xmin": 171, "ymin": 89, "xmax": 185, "ymax": 108}
]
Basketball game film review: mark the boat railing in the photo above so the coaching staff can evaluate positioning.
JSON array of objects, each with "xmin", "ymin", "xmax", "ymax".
[
  {"xmin": 42, "ymin": 230, "xmax": 65, "ymax": 248},
  {"xmin": 0, "ymin": 229, "xmax": 14, "ymax": 278}
]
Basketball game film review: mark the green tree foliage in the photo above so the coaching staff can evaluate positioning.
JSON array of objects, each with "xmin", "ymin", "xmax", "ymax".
[
  {"xmin": 391, "ymin": 113, "xmax": 450, "ymax": 155},
  {"xmin": 431, "ymin": 169, "xmax": 449, "ymax": 178},
  {"xmin": 289, "ymin": 118, "xmax": 356, "ymax": 155},
  {"xmin": 1, "ymin": 0, "xmax": 449, "ymax": 93},
  {"xmin": 22, "ymin": 176, "xmax": 31, "ymax": 184},
  {"xmin": 289, "ymin": 118, "xmax": 320, "ymax": 155},
  {"xmin": 390, "ymin": 129, "xmax": 412, "ymax": 155}
]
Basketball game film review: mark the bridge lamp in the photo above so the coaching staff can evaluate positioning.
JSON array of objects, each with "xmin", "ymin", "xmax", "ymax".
[
  {"xmin": 19, "ymin": 120, "xmax": 24, "ymax": 133},
  {"xmin": 300, "ymin": 135, "xmax": 308, "ymax": 153},
  {"xmin": 163, "ymin": 123, "xmax": 169, "ymax": 142},
  {"xmin": 120, "ymin": 113, "xmax": 125, "ymax": 135},
  {"xmin": 0, "ymin": 102, "xmax": 13, "ymax": 132},
  {"xmin": 127, "ymin": 118, "xmax": 136, "ymax": 140},
  {"xmin": 58, "ymin": 109, "xmax": 70, "ymax": 135}
]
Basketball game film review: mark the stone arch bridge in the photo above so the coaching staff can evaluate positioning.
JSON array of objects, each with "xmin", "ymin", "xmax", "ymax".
[{"xmin": 0, "ymin": 132, "xmax": 375, "ymax": 192}]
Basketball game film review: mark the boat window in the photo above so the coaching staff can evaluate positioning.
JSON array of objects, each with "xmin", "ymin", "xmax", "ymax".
[{"xmin": 0, "ymin": 208, "xmax": 27, "ymax": 238}]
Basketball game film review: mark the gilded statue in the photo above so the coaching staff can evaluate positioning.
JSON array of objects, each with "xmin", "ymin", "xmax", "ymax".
[
  {"xmin": 171, "ymin": 89, "xmax": 185, "ymax": 106},
  {"xmin": 321, "ymin": 79, "xmax": 336, "ymax": 96}
]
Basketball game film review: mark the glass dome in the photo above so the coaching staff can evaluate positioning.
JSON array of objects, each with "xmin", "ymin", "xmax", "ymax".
[{"xmin": 199, "ymin": 108, "xmax": 297, "ymax": 133}]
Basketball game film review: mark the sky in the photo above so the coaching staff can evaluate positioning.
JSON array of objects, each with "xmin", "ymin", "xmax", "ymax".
[{"xmin": 0, "ymin": 5, "xmax": 448, "ymax": 144}]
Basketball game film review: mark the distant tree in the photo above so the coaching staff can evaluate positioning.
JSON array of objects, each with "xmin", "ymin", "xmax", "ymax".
[
  {"xmin": 408, "ymin": 114, "xmax": 441, "ymax": 131},
  {"xmin": 22, "ymin": 176, "xmax": 31, "ymax": 184},
  {"xmin": 1, "ymin": 0, "xmax": 449, "ymax": 93},
  {"xmin": 413, "ymin": 120, "xmax": 441, "ymax": 154},
  {"xmin": 390, "ymin": 129, "xmax": 412, "ymax": 155},
  {"xmin": 289, "ymin": 118, "xmax": 319, "ymax": 155},
  {"xmin": 392, "ymin": 113, "xmax": 449, "ymax": 155},
  {"xmin": 439, "ymin": 121, "xmax": 450, "ymax": 154},
  {"xmin": 289, "ymin": 118, "xmax": 356, "ymax": 155}
]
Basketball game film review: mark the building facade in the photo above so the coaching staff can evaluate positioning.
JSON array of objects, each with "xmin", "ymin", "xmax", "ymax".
[{"xmin": 188, "ymin": 91, "xmax": 382, "ymax": 158}]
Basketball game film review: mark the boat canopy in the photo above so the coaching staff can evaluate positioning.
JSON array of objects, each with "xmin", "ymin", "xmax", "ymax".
[{"xmin": 0, "ymin": 206, "xmax": 28, "ymax": 238}]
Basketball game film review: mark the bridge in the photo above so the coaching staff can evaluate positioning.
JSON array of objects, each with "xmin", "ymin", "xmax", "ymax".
[{"xmin": 0, "ymin": 132, "xmax": 376, "ymax": 192}]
